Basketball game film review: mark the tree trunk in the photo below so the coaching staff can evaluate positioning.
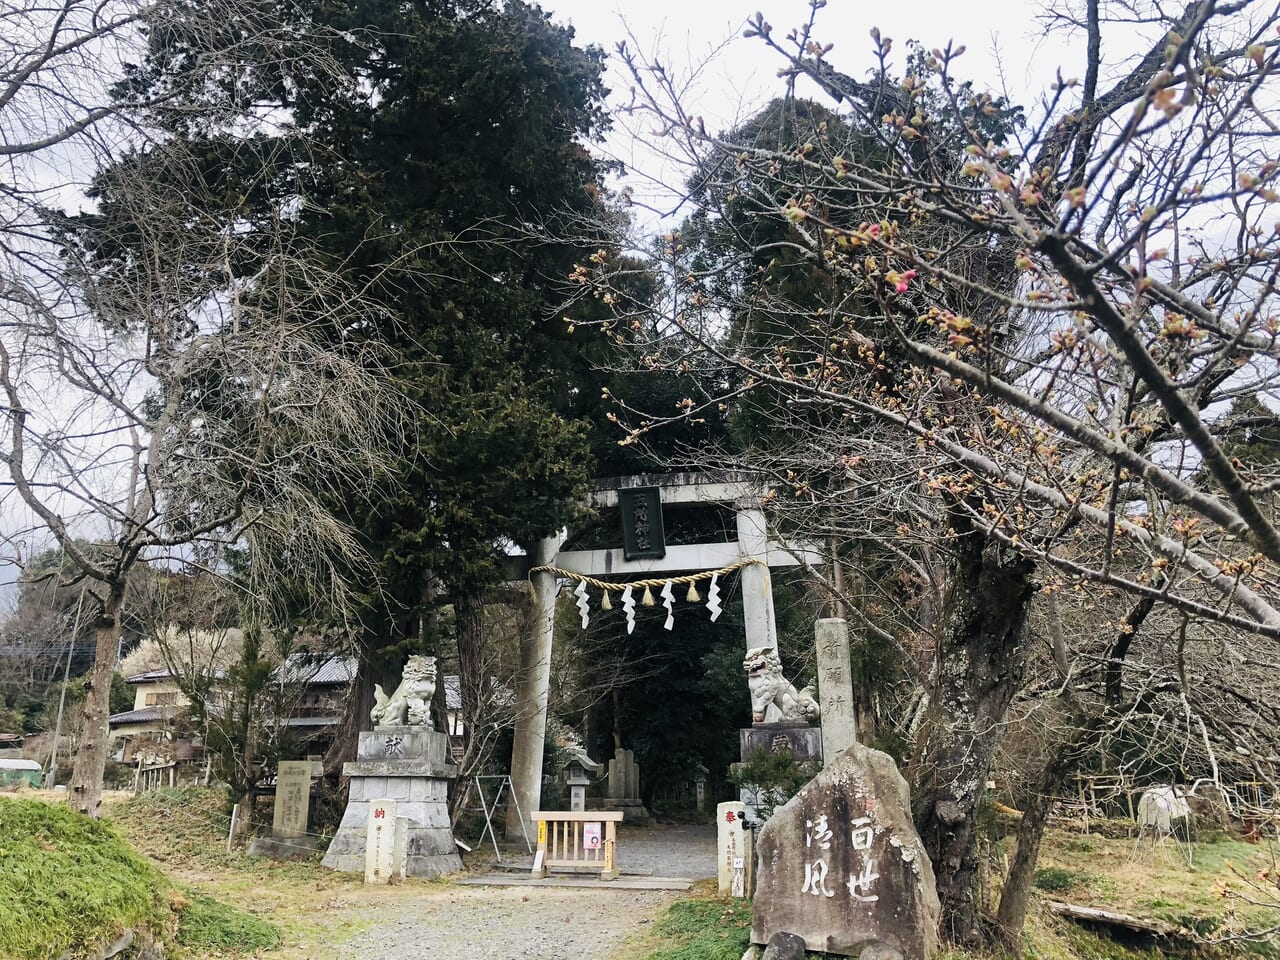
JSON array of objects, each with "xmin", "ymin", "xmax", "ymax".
[
  {"xmin": 67, "ymin": 587, "xmax": 124, "ymax": 818},
  {"xmin": 995, "ymin": 726, "xmax": 1083, "ymax": 947},
  {"xmin": 455, "ymin": 590, "xmax": 486, "ymax": 751},
  {"xmin": 997, "ymin": 585, "xmax": 1160, "ymax": 947},
  {"xmin": 911, "ymin": 515, "xmax": 1036, "ymax": 945},
  {"xmin": 234, "ymin": 718, "xmax": 256, "ymax": 840},
  {"xmin": 326, "ymin": 656, "xmax": 385, "ymax": 776}
]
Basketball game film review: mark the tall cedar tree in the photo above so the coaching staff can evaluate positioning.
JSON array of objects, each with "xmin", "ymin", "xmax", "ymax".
[
  {"xmin": 299, "ymin": 1, "xmax": 615, "ymax": 756},
  {"xmin": 110, "ymin": 0, "xmax": 617, "ymax": 755}
]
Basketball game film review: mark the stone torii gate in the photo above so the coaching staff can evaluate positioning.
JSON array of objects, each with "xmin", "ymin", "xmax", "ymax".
[{"xmin": 504, "ymin": 473, "xmax": 820, "ymax": 840}]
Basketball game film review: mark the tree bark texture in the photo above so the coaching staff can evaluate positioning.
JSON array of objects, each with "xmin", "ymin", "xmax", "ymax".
[
  {"xmin": 911, "ymin": 516, "xmax": 1036, "ymax": 944},
  {"xmin": 994, "ymin": 721, "xmax": 1088, "ymax": 947},
  {"xmin": 67, "ymin": 587, "xmax": 124, "ymax": 818},
  {"xmin": 326, "ymin": 653, "xmax": 395, "ymax": 776},
  {"xmin": 455, "ymin": 591, "xmax": 486, "ymax": 750}
]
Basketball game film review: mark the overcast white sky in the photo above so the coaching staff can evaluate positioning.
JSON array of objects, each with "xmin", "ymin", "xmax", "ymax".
[
  {"xmin": 539, "ymin": 0, "xmax": 1081, "ymax": 213},
  {"xmin": 0, "ymin": 0, "xmax": 1102, "ymax": 599}
]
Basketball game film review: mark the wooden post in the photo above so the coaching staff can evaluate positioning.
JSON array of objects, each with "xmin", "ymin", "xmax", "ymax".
[
  {"xmin": 226, "ymin": 804, "xmax": 238, "ymax": 853},
  {"xmin": 603, "ymin": 818, "xmax": 618, "ymax": 881},
  {"xmin": 531, "ymin": 818, "xmax": 548, "ymax": 878}
]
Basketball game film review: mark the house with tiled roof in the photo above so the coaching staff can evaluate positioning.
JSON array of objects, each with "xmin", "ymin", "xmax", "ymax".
[
  {"xmin": 272, "ymin": 654, "xmax": 357, "ymax": 757},
  {"xmin": 108, "ymin": 669, "xmax": 201, "ymax": 763},
  {"xmin": 109, "ymin": 653, "xmax": 469, "ymax": 767}
]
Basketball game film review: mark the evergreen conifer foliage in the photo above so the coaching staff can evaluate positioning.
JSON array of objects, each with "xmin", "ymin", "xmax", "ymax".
[{"xmin": 110, "ymin": 0, "xmax": 618, "ymax": 746}]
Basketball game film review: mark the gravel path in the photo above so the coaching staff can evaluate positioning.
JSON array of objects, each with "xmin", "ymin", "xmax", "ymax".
[
  {"xmin": 495, "ymin": 824, "xmax": 718, "ymax": 879},
  {"xmin": 328, "ymin": 884, "xmax": 681, "ymax": 960},
  {"xmin": 616, "ymin": 824, "xmax": 717, "ymax": 877},
  {"xmin": 298, "ymin": 824, "xmax": 719, "ymax": 960}
]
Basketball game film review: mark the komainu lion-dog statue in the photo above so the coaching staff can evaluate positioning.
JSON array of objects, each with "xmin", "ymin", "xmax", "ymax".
[
  {"xmin": 370, "ymin": 654, "xmax": 438, "ymax": 727},
  {"xmin": 744, "ymin": 646, "xmax": 820, "ymax": 724}
]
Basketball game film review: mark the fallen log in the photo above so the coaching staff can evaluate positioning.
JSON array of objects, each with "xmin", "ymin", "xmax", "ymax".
[{"xmin": 1046, "ymin": 900, "xmax": 1183, "ymax": 938}]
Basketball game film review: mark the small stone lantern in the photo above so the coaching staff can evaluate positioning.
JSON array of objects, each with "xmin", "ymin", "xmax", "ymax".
[{"xmin": 566, "ymin": 760, "xmax": 590, "ymax": 812}]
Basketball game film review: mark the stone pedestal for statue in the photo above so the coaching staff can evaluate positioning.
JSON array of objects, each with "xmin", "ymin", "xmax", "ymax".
[
  {"xmin": 321, "ymin": 726, "xmax": 462, "ymax": 878},
  {"xmin": 740, "ymin": 722, "xmax": 824, "ymax": 762},
  {"xmin": 734, "ymin": 722, "xmax": 823, "ymax": 818},
  {"xmin": 751, "ymin": 740, "xmax": 940, "ymax": 960},
  {"xmin": 601, "ymin": 747, "xmax": 651, "ymax": 823}
]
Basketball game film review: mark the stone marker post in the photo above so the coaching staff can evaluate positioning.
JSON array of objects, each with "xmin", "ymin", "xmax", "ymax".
[
  {"xmin": 607, "ymin": 750, "xmax": 625, "ymax": 799},
  {"xmin": 814, "ymin": 618, "xmax": 857, "ymax": 765},
  {"xmin": 365, "ymin": 799, "xmax": 398, "ymax": 884},
  {"xmin": 391, "ymin": 816, "xmax": 408, "ymax": 883},
  {"xmin": 717, "ymin": 800, "xmax": 754, "ymax": 898},
  {"xmin": 624, "ymin": 748, "xmax": 639, "ymax": 799},
  {"xmin": 272, "ymin": 761, "xmax": 312, "ymax": 839}
]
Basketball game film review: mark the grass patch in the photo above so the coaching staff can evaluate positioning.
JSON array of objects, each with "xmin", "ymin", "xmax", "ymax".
[
  {"xmin": 1035, "ymin": 867, "xmax": 1091, "ymax": 892},
  {"xmin": 176, "ymin": 892, "xmax": 282, "ymax": 953},
  {"xmin": 0, "ymin": 796, "xmax": 170, "ymax": 960},
  {"xmin": 623, "ymin": 898, "xmax": 753, "ymax": 960},
  {"xmin": 106, "ymin": 786, "xmax": 238, "ymax": 869}
]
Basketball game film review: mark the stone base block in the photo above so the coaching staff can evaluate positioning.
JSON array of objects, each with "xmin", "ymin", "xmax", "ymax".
[
  {"xmin": 740, "ymin": 723, "xmax": 823, "ymax": 763},
  {"xmin": 600, "ymin": 798, "xmax": 652, "ymax": 824},
  {"xmin": 247, "ymin": 834, "xmax": 326, "ymax": 861},
  {"xmin": 360, "ymin": 726, "xmax": 452, "ymax": 763},
  {"xmin": 320, "ymin": 727, "xmax": 462, "ymax": 879},
  {"xmin": 321, "ymin": 797, "xmax": 462, "ymax": 876}
]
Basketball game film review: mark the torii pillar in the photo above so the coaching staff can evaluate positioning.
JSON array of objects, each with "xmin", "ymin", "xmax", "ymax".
[
  {"xmin": 736, "ymin": 505, "xmax": 779, "ymax": 652},
  {"xmin": 505, "ymin": 535, "xmax": 560, "ymax": 843},
  {"xmin": 504, "ymin": 477, "xmax": 814, "ymax": 841}
]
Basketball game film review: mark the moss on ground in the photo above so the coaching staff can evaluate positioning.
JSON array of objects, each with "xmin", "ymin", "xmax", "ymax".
[
  {"xmin": 0, "ymin": 795, "xmax": 281, "ymax": 959},
  {"xmin": 176, "ymin": 892, "xmax": 283, "ymax": 953},
  {"xmin": 1035, "ymin": 826, "xmax": 1280, "ymax": 942},
  {"xmin": 106, "ymin": 787, "xmax": 364, "ymax": 958},
  {"xmin": 0, "ymin": 796, "xmax": 171, "ymax": 960}
]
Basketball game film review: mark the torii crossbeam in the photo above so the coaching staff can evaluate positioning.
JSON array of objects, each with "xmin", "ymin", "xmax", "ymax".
[{"xmin": 503, "ymin": 473, "xmax": 821, "ymax": 841}]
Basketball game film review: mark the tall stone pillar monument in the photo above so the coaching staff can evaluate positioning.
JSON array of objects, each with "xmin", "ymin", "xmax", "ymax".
[{"xmin": 815, "ymin": 618, "xmax": 857, "ymax": 764}]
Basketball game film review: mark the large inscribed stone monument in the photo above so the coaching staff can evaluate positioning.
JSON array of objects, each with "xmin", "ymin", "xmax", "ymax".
[{"xmin": 752, "ymin": 741, "xmax": 940, "ymax": 960}]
